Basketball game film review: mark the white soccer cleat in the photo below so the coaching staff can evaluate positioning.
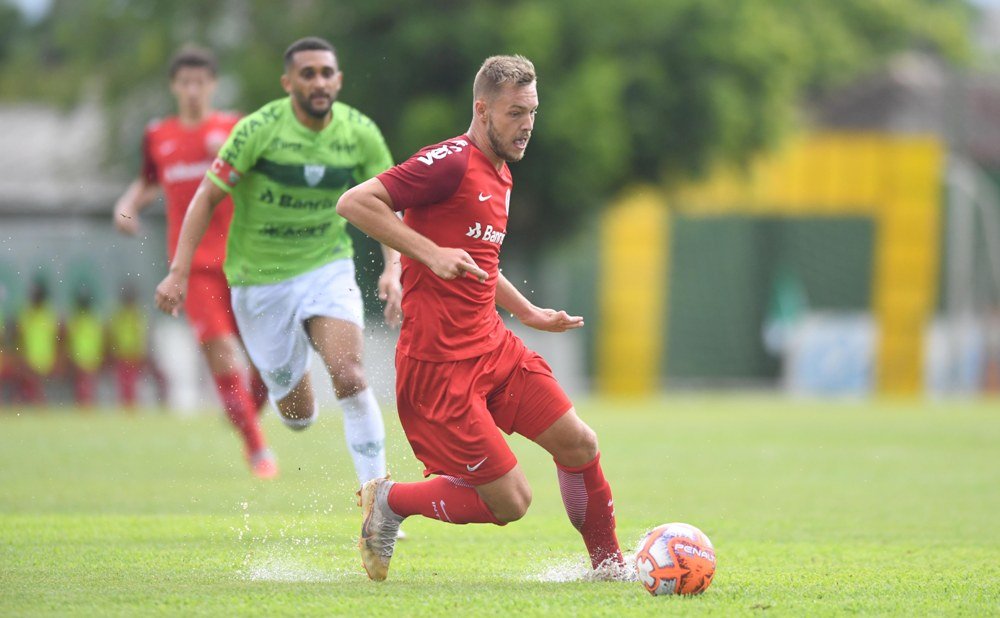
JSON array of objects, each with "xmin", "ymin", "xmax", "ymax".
[
  {"xmin": 357, "ymin": 476, "xmax": 403, "ymax": 581},
  {"xmin": 583, "ymin": 553, "xmax": 638, "ymax": 582}
]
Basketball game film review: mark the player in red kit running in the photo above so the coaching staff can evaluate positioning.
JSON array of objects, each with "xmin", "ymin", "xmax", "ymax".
[
  {"xmin": 113, "ymin": 46, "xmax": 275, "ymax": 479},
  {"xmin": 337, "ymin": 55, "xmax": 624, "ymax": 580}
]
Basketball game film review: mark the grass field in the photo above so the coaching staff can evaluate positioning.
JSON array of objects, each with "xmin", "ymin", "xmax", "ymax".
[{"xmin": 1, "ymin": 396, "xmax": 998, "ymax": 616}]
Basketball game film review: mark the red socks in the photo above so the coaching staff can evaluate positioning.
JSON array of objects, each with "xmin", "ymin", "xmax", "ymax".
[
  {"xmin": 384, "ymin": 454, "xmax": 623, "ymax": 570},
  {"xmin": 556, "ymin": 453, "xmax": 624, "ymax": 568},
  {"xmin": 213, "ymin": 372, "xmax": 266, "ymax": 454},
  {"xmin": 387, "ymin": 476, "xmax": 502, "ymax": 525},
  {"xmin": 249, "ymin": 370, "xmax": 269, "ymax": 414}
]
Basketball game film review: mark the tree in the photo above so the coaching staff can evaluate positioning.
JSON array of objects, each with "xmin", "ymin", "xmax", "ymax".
[{"xmin": 0, "ymin": 0, "xmax": 972, "ymax": 250}]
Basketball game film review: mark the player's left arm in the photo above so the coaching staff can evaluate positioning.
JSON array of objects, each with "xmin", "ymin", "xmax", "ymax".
[
  {"xmin": 377, "ymin": 242, "xmax": 403, "ymax": 328},
  {"xmin": 495, "ymin": 273, "xmax": 584, "ymax": 332}
]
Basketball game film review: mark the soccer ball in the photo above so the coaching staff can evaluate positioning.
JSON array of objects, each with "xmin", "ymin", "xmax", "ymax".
[{"xmin": 635, "ymin": 522, "xmax": 716, "ymax": 596}]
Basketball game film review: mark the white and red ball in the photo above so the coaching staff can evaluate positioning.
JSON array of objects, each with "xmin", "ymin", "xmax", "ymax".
[{"xmin": 635, "ymin": 522, "xmax": 716, "ymax": 596}]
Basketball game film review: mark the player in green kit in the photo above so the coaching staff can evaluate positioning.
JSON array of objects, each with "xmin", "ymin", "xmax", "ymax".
[{"xmin": 155, "ymin": 37, "xmax": 401, "ymax": 489}]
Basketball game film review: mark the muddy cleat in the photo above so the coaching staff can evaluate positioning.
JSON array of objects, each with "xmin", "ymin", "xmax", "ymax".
[
  {"xmin": 357, "ymin": 476, "xmax": 403, "ymax": 581},
  {"xmin": 248, "ymin": 448, "xmax": 278, "ymax": 479}
]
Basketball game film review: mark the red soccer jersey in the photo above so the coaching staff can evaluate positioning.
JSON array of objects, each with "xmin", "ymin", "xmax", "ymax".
[
  {"xmin": 378, "ymin": 135, "xmax": 512, "ymax": 362},
  {"xmin": 141, "ymin": 112, "xmax": 239, "ymax": 270}
]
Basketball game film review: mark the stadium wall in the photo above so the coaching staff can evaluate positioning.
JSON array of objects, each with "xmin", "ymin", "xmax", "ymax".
[{"xmin": 597, "ymin": 132, "xmax": 949, "ymax": 397}]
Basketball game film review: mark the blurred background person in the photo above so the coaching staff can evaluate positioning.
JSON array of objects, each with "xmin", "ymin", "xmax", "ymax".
[
  {"xmin": 112, "ymin": 46, "xmax": 275, "ymax": 478},
  {"xmin": 13, "ymin": 277, "xmax": 59, "ymax": 406},
  {"xmin": 62, "ymin": 287, "xmax": 104, "ymax": 408},
  {"xmin": 107, "ymin": 283, "xmax": 167, "ymax": 411}
]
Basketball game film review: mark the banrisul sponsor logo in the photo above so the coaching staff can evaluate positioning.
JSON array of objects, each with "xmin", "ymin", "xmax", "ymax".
[
  {"xmin": 260, "ymin": 188, "xmax": 336, "ymax": 210},
  {"xmin": 304, "ymin": 164, "xmax": 326, "ymax": 187},
  {"xmin": 417, "ymin": 139, "xmax": 468, "ymax": 166},
  {"xmin": 465, "ymin": 221, "xmax": 505, "ymax": 245},
  {"xmin": 278, "ymin": 194, "xmax": 336, "ymax": 211}
]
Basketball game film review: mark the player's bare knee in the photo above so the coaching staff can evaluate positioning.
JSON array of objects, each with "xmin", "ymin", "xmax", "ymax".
[
  {"xmin": 482, "ymin": 482, "xmax": 532, "ymax": 523},
  {"xmin": 331, "ymin": 367, "xmax": 367, "ymax": 399},
  {"xmin": 491, "ymin": 494, "xmax": 531, "ymax": 523},
  {"xmin": 493, "ymin": 506, "xmax": 527, "ymax": 524},
  {"xmin": 555, "ymin": 424, "xmax": 598, "ymax": 467},
  {"xmin": 200, "ymin": 337, "xmax": 243, "ymax": 375},
  {"xmin": 577, "ymin": 424, "xmax": 599, "ymax": 461}
]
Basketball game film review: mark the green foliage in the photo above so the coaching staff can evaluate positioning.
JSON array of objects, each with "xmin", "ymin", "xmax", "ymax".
[
  {"xmin": 0, "ymin": 2, "xmax": 25, "ymax": 62},
  {"xmin": 1, "ymin": 398, "xmax": 998, "ymax": 615},
  {"xmin": 0, "ymin": 0, "xmax": 972, "ymax": 247}
]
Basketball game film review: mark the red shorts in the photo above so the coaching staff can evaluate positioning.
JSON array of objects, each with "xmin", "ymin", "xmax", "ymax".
[
  {"xmin": 185, "ymin": 268, "xmax": 239, "ymax": 343},
  {"xmin": 395, "ymin": 329, "xmax": 573, "ymax": 485}
]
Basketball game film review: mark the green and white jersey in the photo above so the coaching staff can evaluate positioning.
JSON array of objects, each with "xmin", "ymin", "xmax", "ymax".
[{"xmin": 207, "ymin": 98, "xmax": 393, "ymax": 286}]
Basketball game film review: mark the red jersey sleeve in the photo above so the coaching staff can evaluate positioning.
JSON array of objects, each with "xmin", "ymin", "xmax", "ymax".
[
  {"xmin": 140, "ymin": 129, "xmax": 157, "ymax": 185},
  {"xmin": 376, "ymin": 137, "xmax": 470, "ymax": 212}
]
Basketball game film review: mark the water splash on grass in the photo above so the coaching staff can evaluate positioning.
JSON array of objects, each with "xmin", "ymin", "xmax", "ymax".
[
  {"xmin": 531, "ymin": 553, "xmax": 638, "ymax": 582},
  {"xmin": 243, "ymin": 552, "xmax": 356, "ymax": 582},
  {"xmin": 233, "ymin": 495, "xmax": 360, "ymax": 583},
  {"xmin": 532, "ymin": 556, "xmax": 592, "ymax": 582}
]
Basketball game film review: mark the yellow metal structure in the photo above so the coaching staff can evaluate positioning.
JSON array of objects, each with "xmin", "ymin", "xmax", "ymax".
[
  {"xmin": 598, "ymin": 133, "xmax": 943, "ymax": 395},
  {"xmin": 597, "ymin": 186, "xmax": 669, "ymax": 394}
]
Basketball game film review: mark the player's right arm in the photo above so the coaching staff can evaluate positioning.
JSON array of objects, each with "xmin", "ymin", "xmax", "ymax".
[
  {"xmin": 337, "ymin": 178, "xmax": 487, "ymax": 282},
  {"xmin": 114, "ymin": 130, "xmax": 161, "ymax": 235},
  {"xmin": 154, "ymin": 109, "xmax": 264, "ymax": 315},
  {"xmin": 113, "ymin": 178, "xmax": 160, "ymax": 235},
  {"xmin": 154, "ymin": 178, "xmax": 226, "ymax": 316}
]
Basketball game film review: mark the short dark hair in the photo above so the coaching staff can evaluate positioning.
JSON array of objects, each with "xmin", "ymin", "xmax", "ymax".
[
  {"xmin": 168, "ymin": 45, "xmax": 218, "ymax": 79},
  {"xmin": 284, "ymin": 37, "xmax": 337, "ymax": 69}
]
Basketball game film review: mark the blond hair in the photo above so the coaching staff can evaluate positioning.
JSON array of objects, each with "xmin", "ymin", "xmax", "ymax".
[{"xmin": 473, "ymin": 55, "xmax": 536, "ymax": 101}]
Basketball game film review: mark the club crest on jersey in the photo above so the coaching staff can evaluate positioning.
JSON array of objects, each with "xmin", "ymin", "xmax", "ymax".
[
  {"xmin": 466, "ymin": 221, "xmax": 505, "ymax": 245},
  {"xmin": 304, "ymin": 164, "xmax": 326, "ymax": 187}
]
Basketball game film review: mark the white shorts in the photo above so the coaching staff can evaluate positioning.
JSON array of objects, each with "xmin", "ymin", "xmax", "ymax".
[{"xmin": 231, "ymin": 259, "xmax": 365, "ymax": 402}]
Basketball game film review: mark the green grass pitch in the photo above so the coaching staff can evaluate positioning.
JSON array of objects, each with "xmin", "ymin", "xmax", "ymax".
[{"xmin": 1, "ymin": 396, "xmax": 998, "ymax": 616}]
